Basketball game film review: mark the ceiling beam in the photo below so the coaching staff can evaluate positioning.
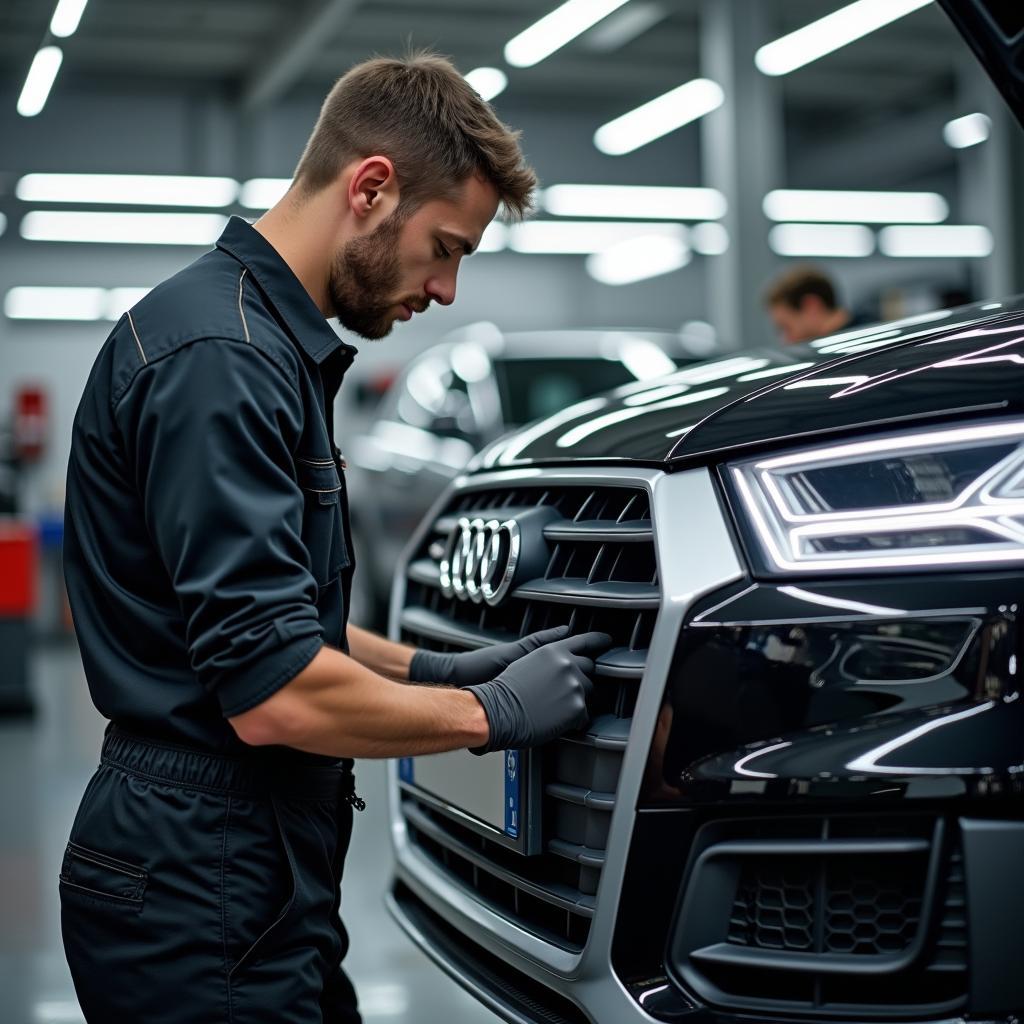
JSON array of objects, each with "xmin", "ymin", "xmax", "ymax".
[{"xmin": 242, "ymin": 0, "xmax": 359, "ymax": 110}]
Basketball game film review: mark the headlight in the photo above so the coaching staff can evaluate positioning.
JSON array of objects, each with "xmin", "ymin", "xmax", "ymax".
[{"xmin": 729, "ymin": 420, "xmax": 1024, "ymax": 572}]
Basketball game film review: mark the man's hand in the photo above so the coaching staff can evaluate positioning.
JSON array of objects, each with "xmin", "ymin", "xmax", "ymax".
[
  {"xmin": 408, "ymin": 625, "xmax": 573, "ymax": 687},
  {"xmin": 465, "ymin": 631, "xmax": 612, "ymax": 754}
]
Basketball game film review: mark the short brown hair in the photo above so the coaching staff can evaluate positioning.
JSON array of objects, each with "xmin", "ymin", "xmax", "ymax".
[
  {"xmin": 764, "ymin": 266, "xmax": 839, "ymax": 311},
  {"xmin": 294, "ymin": 51, "xmax": 537, "ymax": 220}
]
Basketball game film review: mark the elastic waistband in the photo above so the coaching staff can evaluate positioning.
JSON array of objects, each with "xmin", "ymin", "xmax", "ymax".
[{"xmin": 101, "ymin": 725, "xmax": 354, "ymax": 801}]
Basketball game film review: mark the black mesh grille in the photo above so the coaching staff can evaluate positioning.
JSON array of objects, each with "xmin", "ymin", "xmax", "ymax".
[
  {"xmin": 450, "ymin": 485, "xmax": 650, "ymax": 522},
  {"xmin": 728, "ymin": 859, "xmax": 817, "ymax": 952},
  {"xmin": 672, "ymin": 815, "xmax": 968, "ymax": 1018},
  {"xmin": 824, "ymin": 857, "xmax": 923, "ymax": 955},
  {"xmin": 727, "ymin": 853, "xmax": 927, "ymax": 957},
  {"xmin": 398, "ymin": 484, "xmax": 657, "ymax": 949}
]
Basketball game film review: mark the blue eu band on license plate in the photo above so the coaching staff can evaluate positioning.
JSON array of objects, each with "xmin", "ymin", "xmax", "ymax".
[{"xmin": 504, "ymin": 749, "xmax": 520, "ymax": 838}]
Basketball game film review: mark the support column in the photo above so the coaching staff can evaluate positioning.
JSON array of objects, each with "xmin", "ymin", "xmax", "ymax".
[
  {"xmin": 700, "ymin": 0, "xmax": 784, "ymax": 349},
  {"xmin": 955, "ymin": 56, "xmax": 1017, "ymax": 302}
]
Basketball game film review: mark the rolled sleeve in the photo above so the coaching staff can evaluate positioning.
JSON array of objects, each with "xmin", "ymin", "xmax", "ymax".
[{"xmin": 115, "ymin": 338, "xmax": 323, "ymax": 716}]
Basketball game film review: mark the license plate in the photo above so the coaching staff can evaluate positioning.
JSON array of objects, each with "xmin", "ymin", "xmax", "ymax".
[{"xmin": 398, "ymin": 748, "xmax": 541, "ymax": 855}]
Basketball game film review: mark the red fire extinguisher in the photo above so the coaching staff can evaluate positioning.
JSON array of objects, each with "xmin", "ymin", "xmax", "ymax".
[{"xmin": 13, "ymin": 384, "xmax": 48, "ymax": 462}]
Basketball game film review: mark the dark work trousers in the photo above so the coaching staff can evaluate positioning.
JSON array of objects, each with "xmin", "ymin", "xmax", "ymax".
[{"xmin": 60, "ymin": 725, "xmax": 362, "ymax": 1023}]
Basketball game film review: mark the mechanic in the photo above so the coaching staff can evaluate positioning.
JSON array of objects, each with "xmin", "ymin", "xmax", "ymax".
[
  {"xmin": 60, "ymin": 52, "xmax": 610, "ymax": 1023},
  {"xmin": 763, "ymin": 264, "xmax": 857, "ymax": 344}
]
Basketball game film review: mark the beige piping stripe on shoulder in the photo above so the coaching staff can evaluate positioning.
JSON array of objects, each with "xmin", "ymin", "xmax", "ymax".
[
  {"xmin": 238, "ymin": 268, "xmax": 251, "ymax": 344},
  {"xmin": 126, "ymin": 310, "xmax": 147, "ymax": 365}
]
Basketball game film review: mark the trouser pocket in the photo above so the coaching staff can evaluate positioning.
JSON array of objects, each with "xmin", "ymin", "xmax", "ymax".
[{"xmin": 60, "ymin": 841, "xmax": 148, "ymax": 905}]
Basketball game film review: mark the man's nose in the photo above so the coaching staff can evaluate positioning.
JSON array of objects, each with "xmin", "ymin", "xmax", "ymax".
[{"xmin": 425, "ymin": 274, "xmax": 456, "ymax": 306}]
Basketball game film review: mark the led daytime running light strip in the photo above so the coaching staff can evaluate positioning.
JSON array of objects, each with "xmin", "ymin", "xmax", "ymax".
[{"xmin": 732, "ymin": 420, "xmax": 1024, "ymax": 572}]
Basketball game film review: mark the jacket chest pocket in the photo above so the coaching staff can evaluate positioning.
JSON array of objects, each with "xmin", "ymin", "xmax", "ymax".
[{"xmin": 296, "ymin": 458, "xmax": 349, "ymax": 587}]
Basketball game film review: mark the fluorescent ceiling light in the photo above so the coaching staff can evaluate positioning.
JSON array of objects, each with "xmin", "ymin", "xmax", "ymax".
[
  {"xmin": 943, "ymin": 112, "xmax": 991, "ymax": 149},
  {"xmin": 581, "ymin": 2, "xmax": 668, "ymax": 52},
  {"xmin": 21, "ymin": 211, "xmax": 228, "ymax": 245},
  {"xmin": 755, "ymin": 0, "xmax": 933, "ymax": 77},
  {"xmin": 239, "ymin": 178, "xmax": 291, "ymax": 210},
  {"xmin": 6, "ymin": 287, "xmax": 105, "ymax": 321},
  {"xmin": 586, "ymin": 232, "xmax": 690, "ymax": 285},
  {"xmin": 50, "ymin": 0, "xmax": 90, "ymax": 37},
  {"xmin": 878, "ymin": 224, "xmax": 993, "ymax": 258},
  {"xmin": 763, "ymin": 189, "xmax": 947, "ymax": 224},
  {"xmin": 478, "ymin": 222, "xmax": 509, "ymax": 252},
  {"xmin": 542, "ymin": 183, "xmax": 726, "ymax": 220},
  {"xmin": 769, "ymin": 223, "xmax": 874, "ymax": 258},
  {"xmin": 464, "ymin": 67, "xmax": 508, "ymax": 102},
  {"xmin": 4, "ymin": 285, "xmax": 151, "ymax": 321},
  {"xmin": 505, "ymin": 0, "xmax": 631, "ymax": 68},
  {"xmin": 106, "ymin": 287, "xmax": 152, "ymax": 311},
  {"xmin": 16, "ymin": 173, "xmax": 239, "ymax": 207},
  {"xmin": 595, "ymin": 78, "xmax": 724, "ymax": 155},
  {"xmin": 17, "ymin": 46, "xmax": 63, "ymax": 117},
  {"xmin": 691, "ymin": 221, "xmax": 729, "ymax": 254},
  {"xmin": 509, "ymin": 220, "xmax": 682, "ymax": 254}
]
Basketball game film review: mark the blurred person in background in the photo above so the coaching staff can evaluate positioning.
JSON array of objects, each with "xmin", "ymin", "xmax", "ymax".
[
  {"xmin": 764, "ymin": 265, "xmax": 856, "ymax": 345},
  {"xmin": 60, "ymin": 51, "xmax": 609, "ymax": 1024}
]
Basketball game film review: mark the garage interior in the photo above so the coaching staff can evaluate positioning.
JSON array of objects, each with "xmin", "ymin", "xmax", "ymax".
[{"xmin": 1, "ymin": 1, "xmax": 1022, "ymax": 1022}]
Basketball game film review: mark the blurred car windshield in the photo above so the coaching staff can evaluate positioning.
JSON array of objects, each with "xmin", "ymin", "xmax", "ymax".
[{"xmin": 494, "ymin": 357, "xmax": 645, "ymax": 427}]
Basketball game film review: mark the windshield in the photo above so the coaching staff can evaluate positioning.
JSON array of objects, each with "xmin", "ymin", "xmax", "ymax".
[{"xmin": 494, "ymin": 357, "xmax": 652, "ymax": 427}]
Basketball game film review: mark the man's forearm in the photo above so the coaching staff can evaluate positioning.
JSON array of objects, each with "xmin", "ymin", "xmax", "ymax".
[
  {"xmin": 229, "ymin": 644, "xmax": 488, "ymax": 758},
  {"xmin": 346, "ymin": 623, "xmax": 415, "ymax": 680}
]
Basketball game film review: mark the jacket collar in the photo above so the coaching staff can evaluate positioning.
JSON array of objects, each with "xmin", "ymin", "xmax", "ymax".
[{"xmin": 216, "ymin": 216, "xmax": 357, "ymax": 365}]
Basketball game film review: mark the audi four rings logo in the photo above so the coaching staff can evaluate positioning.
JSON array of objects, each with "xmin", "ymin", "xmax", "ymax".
[{"xmin": 439, "ymin": 517, "xmax": 521, "ymax": 606}]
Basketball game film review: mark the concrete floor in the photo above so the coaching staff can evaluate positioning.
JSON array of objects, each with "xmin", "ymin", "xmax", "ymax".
[{"xmin": 0, "ymin": 639, "xmax": 497, "ymax": 1024}]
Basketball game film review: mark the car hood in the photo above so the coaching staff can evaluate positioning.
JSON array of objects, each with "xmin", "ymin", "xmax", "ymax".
[
  {"xmin": 937, "ymin": 1, "xmax": 1024, "ymax": 129},
  {"xmin": 470, "ymin": 298, "xmax": 1024, "ymax": 470}
]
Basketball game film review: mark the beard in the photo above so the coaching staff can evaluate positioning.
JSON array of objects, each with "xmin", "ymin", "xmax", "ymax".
[{"xmin": 328, "ymin": 210, "xmax": 422, "ymax": 340}]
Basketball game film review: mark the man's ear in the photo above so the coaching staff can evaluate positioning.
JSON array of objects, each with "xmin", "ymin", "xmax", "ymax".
[{"xmin": 347, "ymin": 156, "xmax": 399, "ymax": 222}]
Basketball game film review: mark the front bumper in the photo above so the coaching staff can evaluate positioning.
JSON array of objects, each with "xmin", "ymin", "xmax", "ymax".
[{"xmin": 387, "ymin": 465, "xmax": 1024, "ymax": 1022}]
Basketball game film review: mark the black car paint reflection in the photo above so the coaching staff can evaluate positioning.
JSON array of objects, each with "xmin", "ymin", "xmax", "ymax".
[
  {"xmin": 474, "ymin": 298, "xmax": 1024, "ymax": 468},
  {"xmin": 644, "ymin": 576, "xmax": 1023, "ymax": 805}
]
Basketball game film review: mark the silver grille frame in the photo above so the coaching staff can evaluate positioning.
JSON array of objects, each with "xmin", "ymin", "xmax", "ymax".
[{"xmin": 387, "ymin": 465, "xmax": 743, "ymax": 1021}]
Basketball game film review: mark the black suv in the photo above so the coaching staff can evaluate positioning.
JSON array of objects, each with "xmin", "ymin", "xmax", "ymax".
[{"xmin": 385, "ymin": 5, "xmax": 1024, "ymax": 1022}]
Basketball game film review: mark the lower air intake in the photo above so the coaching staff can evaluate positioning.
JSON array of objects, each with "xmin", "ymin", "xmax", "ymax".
[{"xmin": 670, "ymin": 815, "xmax": 967, "ymax": 1019}]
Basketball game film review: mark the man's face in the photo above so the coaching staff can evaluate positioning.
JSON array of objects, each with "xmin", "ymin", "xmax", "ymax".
[
  {"xmin": 328, "ymin": 173, "xmax": 500, "ymax": 340},
  {"xmin": 769, "ymin": 296, "xmax": 831, "ymax": 345}
]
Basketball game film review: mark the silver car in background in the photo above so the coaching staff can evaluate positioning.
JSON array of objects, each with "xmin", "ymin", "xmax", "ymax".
[{"xmin": 344, "ymin": 324, "xmax": 700, "ymax": 627}]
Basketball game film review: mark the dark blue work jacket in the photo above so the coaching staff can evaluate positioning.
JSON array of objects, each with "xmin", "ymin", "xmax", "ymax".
[{"xmin": 63, "ymin": 216, "xmax": 358, "ymax": 757}]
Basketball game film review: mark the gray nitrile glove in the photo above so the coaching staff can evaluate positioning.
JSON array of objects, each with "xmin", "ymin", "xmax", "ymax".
[
  {"xmin": 409, "ymin": 625, "xmax": 571, "ymax": 687},
  {"xmin": 465, "ymin": 631, "xmax": 613, "ymax": 754}
]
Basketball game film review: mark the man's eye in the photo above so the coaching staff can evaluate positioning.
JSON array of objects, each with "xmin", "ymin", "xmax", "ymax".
[{"xmin": 437, "ymin": 242, "xmax": 451, "ymax": 259}]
